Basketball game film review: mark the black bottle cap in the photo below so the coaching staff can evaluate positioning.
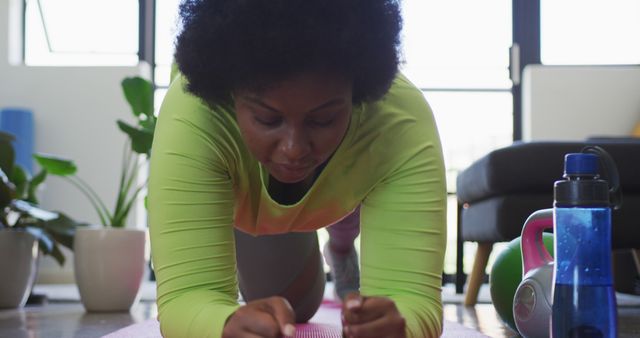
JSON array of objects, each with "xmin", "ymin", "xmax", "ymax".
[{"xmin": 554, "ymin": 179, "xmax": 610, "ymax": 207}]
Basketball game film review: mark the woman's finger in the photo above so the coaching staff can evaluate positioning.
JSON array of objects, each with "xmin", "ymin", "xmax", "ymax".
[
  {"xmin": 263, "ymin": 296, "xmax": 296, "ymax": 336},
  {"xmin": 225, "ymin": 297, "xmax": 294, "ymax": 337},
  {"xmin": 343, "ymin": 292, "xmax": 364, "ymax": 311},
  {"xmin": 343, "ymin": 296, "xmax": 391, "ymax": 325},
  {"xmin": 242, "ymin": 309, "xmax": 282, "ymax": 337}
]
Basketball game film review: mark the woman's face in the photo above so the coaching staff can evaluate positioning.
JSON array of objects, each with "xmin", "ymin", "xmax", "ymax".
[{"xmin": 234, "ymin": 72, "xmax": 353, "ymax": 184}]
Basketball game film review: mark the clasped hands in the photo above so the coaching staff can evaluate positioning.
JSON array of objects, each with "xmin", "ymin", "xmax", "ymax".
[{"xmin": 222, "ymin": 293, "xmax": 406, "ymax": 338}]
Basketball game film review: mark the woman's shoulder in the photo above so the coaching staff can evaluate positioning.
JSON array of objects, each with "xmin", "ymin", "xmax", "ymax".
[
  {"xmin": 374, "ymin": 72, "xmax": 433, "ymax": 121},
  {"xmin": 337, "ymin": 73, "xmax": 440, "ymax": 182},
  {"xmin": 157, "ymin": 74, "xmax": 246, "ymax": 165},
  {"xmin": 161, "ymin": 74, "xmax": 235, "ymax": 126},
  {"xmin": 356, "ymin": 72, "xmax": 437, "ymax": 144}
]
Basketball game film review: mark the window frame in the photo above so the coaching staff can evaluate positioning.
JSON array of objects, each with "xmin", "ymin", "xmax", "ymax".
[{"xmin": 20, "ymin": 0, "xmax": 154, "ymax": 67}]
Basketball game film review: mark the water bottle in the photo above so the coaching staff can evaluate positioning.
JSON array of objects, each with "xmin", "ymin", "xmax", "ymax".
[{"xmin": 552, "ymin": 146, "xmax": 621, "ymax": 338}]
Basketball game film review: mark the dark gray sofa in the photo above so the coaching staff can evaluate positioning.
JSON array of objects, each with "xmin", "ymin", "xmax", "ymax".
[{"xmin": 455, "ymin": 140, "xmax": 640, "ymax": 304}]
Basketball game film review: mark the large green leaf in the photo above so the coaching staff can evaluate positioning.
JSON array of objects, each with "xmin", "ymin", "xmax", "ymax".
[
  {"xmin": 15, "ymin": 208, "xmax": 85, "ymax": 265},
  {"xmin": 26, "ymin": 170, "xmax": 47, "ymax": 204},
  {"xmin": 36, "ymin": 212, "xmax": 87, "ymax": 249},
  {"xmin": 48, "ymin": 243, "xmax": 66, "ymax": 266},
  {"xmin": 117, "ymin": 120, "xmax": 154, "ymax": 155},
  {"xmin": 140, "ymin": 115, "xmax": 157, "ymax": 131},
  {"xmin": 11, "ymin": 205, "xmax": 84, "ymax": 265},
  {"xmin": 11, "ymin": 165, "xmax": 28, "ymax": 199},
  {"xmin": 0, "ymin": 131, "xmax": 15, "ymax": 176},
  {"xmin": 33, "ymin": 154, "xmax": 77, "ymax": 176},
  {"xmin": 24, "ymin": 226, "xmax": 54, "ymax": 254},
  {"xmin": 24, "ymin": 227, "xmax": 65, "ymax": 266},
  {"xmin": 122, "ymin": 77, "xmax": 154, "ymax": 118},
  {"xmin": 11, "ymin": 200, "xmax": 58, "ymax": 221}
]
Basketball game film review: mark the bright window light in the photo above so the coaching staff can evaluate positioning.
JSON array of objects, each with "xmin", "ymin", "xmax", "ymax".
[
  {"xmin": 400, "ymin": 0, "xmax": 514, "ymax": 275},
  {"xmin": 425, "ymin": 91, "xmax": 513, "ymax": 190},
  {"xmin": 541, "ymin": 0, "xmax": 640, "ymax": 65},
  {"xmin": 400, "ymin": 0, "xmax": 514, "ymax": 176},
  {"xmin": 24, "ymin": 0, "xmax": 139, "ymax": 66},
  {"xmin": 400, "ymin": 0, "xmax": 512, "ymax": 89},
  {"xmin": 154, "ymin": 0, "xmax": 182, "ymax": 86}
]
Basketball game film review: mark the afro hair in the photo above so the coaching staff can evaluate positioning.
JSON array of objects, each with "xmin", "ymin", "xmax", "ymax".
[{"xmin": 174, "ymin": 0, "xmax": 403, "ymax": 105}]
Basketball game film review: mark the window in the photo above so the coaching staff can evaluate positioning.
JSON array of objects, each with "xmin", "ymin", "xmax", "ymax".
[
  {"xmin": 24, "ymin": 0, "xmax": 139, "ymax": 66},
  {"xmin": 402, "ymin": 1, "xmax": 512, "ymax": 90},
  {"xmin": 401, "ymin": 0, "xmax": 514, "ymax": 275},
  {"xmin": 541, "ymin": 0, "xmax": 640, "ymax": 65},
  {"xmin": 154, "ymin": 0, "xmax": 182, "ymax": 87}
]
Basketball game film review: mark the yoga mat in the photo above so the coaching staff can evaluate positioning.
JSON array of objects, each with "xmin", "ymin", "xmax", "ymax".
[{"xmin": 102, "ymin": 300, "xmax": 489, "ymax": 337}]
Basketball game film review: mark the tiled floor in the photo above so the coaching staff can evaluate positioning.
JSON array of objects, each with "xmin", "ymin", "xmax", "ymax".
[
  {"xmin": 444, "ymin": 303, "xmax": 640, "ymax": 338},
  {"xmin": 1, "ymin": 283, "xmax": 639, "ymax": 337},
  {"xmin": 444, "ymin": 304, "xmax": 517, "ymax": 337},
  {"xmin": 0, "ymin": 302, "xmax": 155, "ymax": 338}
]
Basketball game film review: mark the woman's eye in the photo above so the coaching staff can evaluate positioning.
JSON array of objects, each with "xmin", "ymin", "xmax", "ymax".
[{"xmin": 254, "ymin": 115, "xmax": 281, "ymax": 127}]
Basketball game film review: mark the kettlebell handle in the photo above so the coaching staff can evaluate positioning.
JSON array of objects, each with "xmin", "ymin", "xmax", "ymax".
[{"xmin": 521, "ymin": 208, "xmax": 554, "ymax": 275}]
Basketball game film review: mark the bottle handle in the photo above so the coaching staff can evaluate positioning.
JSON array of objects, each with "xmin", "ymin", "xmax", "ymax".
[
  {"xmin": 521, "ymin": 208, "xmax": 554, "ymax": 275},
  {"xmin": 582, "ymin": 145, "xmax": 623, "ymax": 210}
]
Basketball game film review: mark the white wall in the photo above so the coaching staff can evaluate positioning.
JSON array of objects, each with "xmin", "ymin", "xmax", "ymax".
[
  {"xmin": 1, "ymin": 0, "xmax": 149, "ymax": 282},
  {"xmin": 522, "ymin": 65, "xmax": 640, "ymax": 141}
]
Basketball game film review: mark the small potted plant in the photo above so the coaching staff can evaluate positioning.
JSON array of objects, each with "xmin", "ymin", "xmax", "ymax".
[
  {"xmin": 34, "ymin": 76, "xmax": 156, "ymax": 312},
  {"xmin": 0, "ymin": 131, "xmax": 85, "ymax": 308}
]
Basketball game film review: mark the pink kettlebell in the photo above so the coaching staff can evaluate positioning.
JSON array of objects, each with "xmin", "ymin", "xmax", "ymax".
[{"xmin": 513, "ymin": 208, "xmax": 554, "ymax": 338}]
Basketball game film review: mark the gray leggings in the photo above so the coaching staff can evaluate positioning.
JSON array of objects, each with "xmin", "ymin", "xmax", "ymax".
[{"xmin": 234, "ymin": 229, "xmax": 326, "ymax": 322}]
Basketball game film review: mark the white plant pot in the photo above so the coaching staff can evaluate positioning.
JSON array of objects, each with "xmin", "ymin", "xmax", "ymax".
[
  {"xmin": 0, "ymin": 230, "xmax": 38, "ymax": 308},
  {"xmin": 74, "ymin": 227, "xmax": 146, "ymax": 312}
]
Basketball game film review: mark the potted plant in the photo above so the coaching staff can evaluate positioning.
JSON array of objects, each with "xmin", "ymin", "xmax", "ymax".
[
  {"xmin": 0, "ymin": 131, "xmax": 85, "ymax": 308},
  {"xmin": 34, "ymin": 76, "xmax": 156, "ymax": 312}
]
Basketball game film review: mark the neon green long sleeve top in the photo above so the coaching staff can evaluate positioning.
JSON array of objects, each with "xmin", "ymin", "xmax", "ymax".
[{"xmin": 148, "ymin": 73, "xmax": 447, "ymax": 338}]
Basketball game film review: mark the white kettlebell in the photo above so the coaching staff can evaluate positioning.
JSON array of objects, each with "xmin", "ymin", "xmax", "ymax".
[{"xmin": 513, "ymin": 208, "xmax": 554, "ymax": 338}]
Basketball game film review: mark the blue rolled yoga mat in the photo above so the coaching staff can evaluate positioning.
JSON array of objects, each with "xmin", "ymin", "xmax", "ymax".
[{"xmin": 0, "ymin": 107, "xmax": 34, "ymax": 174}]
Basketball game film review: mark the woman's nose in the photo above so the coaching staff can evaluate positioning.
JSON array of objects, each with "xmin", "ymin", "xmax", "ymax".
[{"xmin": 279, "ymin": 127, "xmax": 311, "ymax": 162}]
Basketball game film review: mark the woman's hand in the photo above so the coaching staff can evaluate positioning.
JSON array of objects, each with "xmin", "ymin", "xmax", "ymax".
[
  {"xmin": 222, "ymin": 296, "xmax": 296, "ymax": 338},
  {"xmin": 341, "ymin": 293, "xmax": 406, "ymax": 338}
]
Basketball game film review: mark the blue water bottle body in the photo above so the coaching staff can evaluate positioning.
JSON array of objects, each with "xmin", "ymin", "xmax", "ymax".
[
  {"xmin": 552, "ymin": 207, "xmax": 617, "ymax": 337},
  {"xmin": 552, "ymin": 152, "xmax": 618, "ymax": 338}
]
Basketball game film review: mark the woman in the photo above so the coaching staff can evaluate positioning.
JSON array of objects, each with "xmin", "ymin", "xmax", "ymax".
[{"xmin": 148, "ymin": 0, "xmax": 447, "ymax": 337}]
